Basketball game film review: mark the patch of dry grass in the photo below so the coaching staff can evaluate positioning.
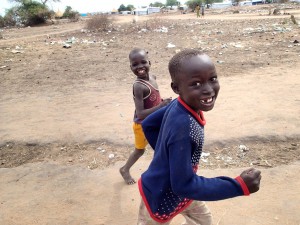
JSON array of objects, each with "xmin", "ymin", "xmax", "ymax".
[{"xmin": 85, "ymin": 14, "xmax": 115, "ymax": 31}]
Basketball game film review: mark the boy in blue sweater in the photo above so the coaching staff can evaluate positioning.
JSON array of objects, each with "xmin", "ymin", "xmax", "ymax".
[{"xmin": 137, "ymin": 49, "xmax": 261, "ymax": 224}]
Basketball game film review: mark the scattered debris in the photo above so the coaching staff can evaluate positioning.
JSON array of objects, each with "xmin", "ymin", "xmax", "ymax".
[
  {"xmin": 138, "ymin": 28, "xmax": 147, "ymax": 33},
  {"xmin": 239, "ymin": 144, "xmax": 249, "ymax": 152},
  {"xmin": 201, "ymin": 152, "xmax": 210, "ymax": 163},
  {"xmin": 97, "ymin": 147, "xmax": 106, "ymax": 153},
  {"xmin": 154, "ymin": 26, "xmax": 168, "ymax": 33},
  {"xmin": 63, "ymin": 44, "xmax": 71, "ymax": 48},
  {"xmin": 66, "ymin": 36, "xmax": 76, "ymax": 44},
  {"xmin": 202, "ymin": 152, "xmax": 210, "ymax": 157},
  {"xmin": 234, "ymin": 44, "xmax": 244, "ymax": 48},
  {"xmin": 81, "ymin": 29, "xmax": 89, "ymax": 33},
  {"xmin": 11, "ymin": 49, "xmax": 23, "ymax": 54},
  {"xmin": 251, "ymin": 160, "xmax": 273, "ymax": 167},
  {"xmin": 167, "ymin": 43, "xmax": 176, "ymax": 48}
]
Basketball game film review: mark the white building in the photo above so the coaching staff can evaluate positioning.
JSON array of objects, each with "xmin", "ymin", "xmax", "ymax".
[
  {"xmin": 121, "ymin": 11, "xmax": 132, "ymax": 15},
  {"xmin": 211, "ymin": 2, "xmax": 233, "ymax": 9},
  {"xmin": 239, "ymin": 1, "xmax": 253, "ymax": 6},
  {"xmin": 133, "ymin": 8, "xmax": 148, "ymax": 15},
  {"xmin": 133, "ymin": 7, "xmax": 161, "ymax": 15},
  {"xmin": 147, "ymin": 7, "xmax": 161, "ymax": 14}
]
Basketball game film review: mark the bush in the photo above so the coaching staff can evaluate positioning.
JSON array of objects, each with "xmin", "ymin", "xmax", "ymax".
[
  {"xmin": 185, "ymin": 0, "xmax": 203, "ymax": 10},
  {"xmin": 273, "ymin": 8, "xmax": 281, "ymax": 15},
  {"xmin": 144, "ymin": 17, "xmax": 171, "ymax": 30},
  {"xmin": 23, "ymin": 1, "xmax": 52, "ymax": 25},
  {"xmin": 86, "ymin": 14, "xmax": 114, "ymax": 31},
  {"xmin": 1, "ymin": 2, "xmax": 53, "ymax": 26},
  {"xmin": 27, "ymin": 9, "xmax": 52, "ymax": 25},
  {"xmin": 63, "ymin": 6, "xmax": 79, "ymax": 21},
  {"xmin": 20, "ymin": 2, "xmax": 52, "ymax": 25},
  {"xmin": 68, "ymin": 11, "xmax": 80, "ymax": 21},
  {"xmin": 0, "ymin": 16, "xmax": 4, "ymax": 27},
  {"xmin": 2, "ymin": 8, "xmax": 18, "ymax": 27}
]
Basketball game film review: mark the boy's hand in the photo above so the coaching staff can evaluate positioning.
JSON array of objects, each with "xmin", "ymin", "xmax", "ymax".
[
  {"xmin": 161, "ymin": 97, "xmax": 172, "ymax": 107},
  {"xmin": 240, "ymin": 168, "xmax": 261, "ymax": 194}
]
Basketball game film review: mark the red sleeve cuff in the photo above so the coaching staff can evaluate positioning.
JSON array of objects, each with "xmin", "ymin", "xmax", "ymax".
[{"xmin": 235, "ymin": 176, "xmax": 250, "ymax": 196}]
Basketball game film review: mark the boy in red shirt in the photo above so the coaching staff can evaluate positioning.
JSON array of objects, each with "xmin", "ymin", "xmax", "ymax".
[{"xmin": 120, "ymin": 48, "xmax": 171, "ymax": 185}]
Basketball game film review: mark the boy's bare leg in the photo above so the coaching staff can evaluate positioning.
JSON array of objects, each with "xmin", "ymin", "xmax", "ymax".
[{"xmin": 120, "ymin": 148, "xmax": 145, "ymax": 185}]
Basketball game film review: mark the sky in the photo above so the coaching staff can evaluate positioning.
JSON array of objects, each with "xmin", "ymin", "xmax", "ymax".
[{"xmin": 0, "ymin": 0, "xmax": 183, "ymax": 15}]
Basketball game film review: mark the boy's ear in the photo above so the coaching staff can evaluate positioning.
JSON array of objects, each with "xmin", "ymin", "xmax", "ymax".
[{"xmin": 171, "ymin": 82, "xmax": 179, "ymax": 94}]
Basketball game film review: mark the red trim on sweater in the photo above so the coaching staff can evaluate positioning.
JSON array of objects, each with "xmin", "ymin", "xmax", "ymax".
[
  {"xmin": 235, "ymin": 176, "xmax": 250, "ymax": 196},
  {"xmin": 138, "ymin": 178, "xmax": 193, "ymax": 223},
  {"xmin": 178, "ymin": 97, "xmax": 206, "ymax": 126}
]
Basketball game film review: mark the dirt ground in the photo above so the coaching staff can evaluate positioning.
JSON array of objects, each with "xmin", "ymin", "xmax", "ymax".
[{"xmin": 0, "ymin": 4, "xmax": 300, "ymax": 225}]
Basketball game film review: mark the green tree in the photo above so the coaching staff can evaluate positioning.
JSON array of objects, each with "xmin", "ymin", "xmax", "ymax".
[
  {"xmin": 62, "ymin": 6, "xmax": 79, "ymax": 20},
  {"xmin": 1, "ymin": 0, "xmax": 62, "ymax": 27},
  {"xmin": 166, "ymin": 0, "xmax": 178, "ymax": 8},
  {"xmin": 206, "ymin": 0, "xmax": 213, "ymax": 5},
  {"xmin": 126, "ymin": 4, "xmax": 135, "ymax": 11},
  {"xmin": 8, "ymin": 0, "xmax": 30, "ymax": 3},
  {"xmin": 185, "ymin": 0, "xmax": 202, "ymax": 10},
  {"xmin": 19, "ymin": 1, "xmax": 52, "ymax": 25},
  {"xmin": 3, "ymin": 0, "xmax": 54, "ymax": 26},
  {"xmin": 150, "ymin": 1, "xmax": 165, "ymax": 7},
  {"xmin": 40, "ymin": 0, "xmax": 60, "ymax": 5},
  {"xmin": 0, "ymin": 7, "xmax": 18, "ymax": 27},
  {"xmin": 118, "ymin": 4, "xmax": 127, "ymax": 12},
  {"xmin": 9, "ymin": 0, "xmax": 60, "ymax": 5},
  {"xmin": 62, "ymin": 6, "xmax": 72, "ymax": 17}
]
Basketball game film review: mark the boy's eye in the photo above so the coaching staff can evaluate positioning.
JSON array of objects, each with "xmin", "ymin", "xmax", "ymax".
[
  {"xmin": 211, "ymin": 77, "xmax": 218, "ymax": 82},
  {"xmin": 195, "ymin": 82, "xmax": 202, "ymax": 86}
]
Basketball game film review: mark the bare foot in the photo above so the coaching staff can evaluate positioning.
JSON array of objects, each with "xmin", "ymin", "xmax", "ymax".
[{"xmin": 120, "ymin": 167, "xmax": 136, "ymax": 185}]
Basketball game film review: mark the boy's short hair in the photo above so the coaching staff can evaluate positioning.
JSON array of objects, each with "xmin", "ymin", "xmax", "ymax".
[
  {"xmin": 129, "ymin": 48, "xmax": 148, "ymax": 59},
  {"xmin": 168, "ymin": 49, "xmax": 204, "ymax": 82}
]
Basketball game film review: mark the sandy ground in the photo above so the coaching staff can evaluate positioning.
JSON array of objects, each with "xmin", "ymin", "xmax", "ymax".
[
  {"xmin": 0, "ymin": 4, "xmax": 300, "ymax": 224},
  {"xmin": 0, "ymin": 160, "xmax": 300, "ymax": 225}
]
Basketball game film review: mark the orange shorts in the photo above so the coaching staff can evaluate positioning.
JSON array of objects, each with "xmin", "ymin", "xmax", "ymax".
[{"xmin": 133, "ymin": 123, "xmax": 148, "ymax": 150}]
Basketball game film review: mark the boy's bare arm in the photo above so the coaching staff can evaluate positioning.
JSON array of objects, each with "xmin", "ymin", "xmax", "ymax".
[
  {"xmin": 134, "ymin": 83, "xmax": 171, "ymax": 120},
  {"xmin": 135, "ymin": 98, "xmax": 171, "ymax": 120}
]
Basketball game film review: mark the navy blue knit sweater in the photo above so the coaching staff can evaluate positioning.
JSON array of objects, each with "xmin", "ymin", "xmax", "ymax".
[{"xmin": 139, "ymin": 97, "xmax": 249, "ymax": 223}]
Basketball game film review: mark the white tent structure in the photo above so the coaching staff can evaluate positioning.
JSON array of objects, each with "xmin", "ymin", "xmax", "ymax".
[{"xmin": 133, "ymin": 7, "xmax": 161, "ymax": 15}]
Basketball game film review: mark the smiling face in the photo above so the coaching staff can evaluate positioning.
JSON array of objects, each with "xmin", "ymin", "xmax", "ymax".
[
  {"xmin": 171, "ymin": 54, "xmax": 220, "ymax": 112},
  {"xmin": 129, "ymin": 50, "xmax": 151, "ymax": 79}
]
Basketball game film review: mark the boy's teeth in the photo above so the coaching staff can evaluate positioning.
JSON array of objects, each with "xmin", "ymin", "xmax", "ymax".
[{"xmin": 201, "ymin": 98, "xmax": 213, "ymax": 103}]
